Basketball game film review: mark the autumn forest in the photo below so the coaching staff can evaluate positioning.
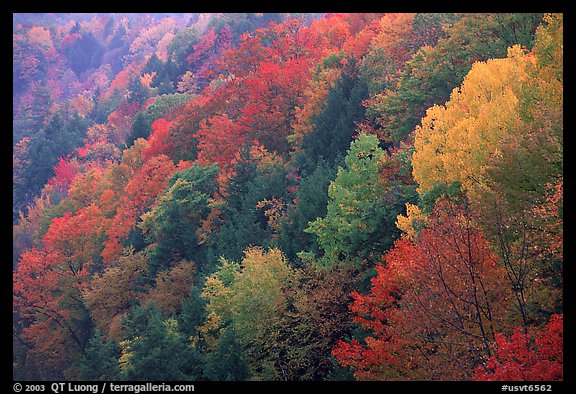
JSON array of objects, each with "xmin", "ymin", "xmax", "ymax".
[{"xmin": 12, "ymin": 13, "xmax": 563, "ymax": 382}]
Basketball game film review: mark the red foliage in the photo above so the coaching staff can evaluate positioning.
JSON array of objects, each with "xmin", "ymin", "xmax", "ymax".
[
  {"xmin": 331, "ymin": 243, "xmax": 416, "ymax": 380},
  {"xmin": 101, "ymin": 155, "xmax": 189, "ymax": 263},
  {"xmin": 195, "ymin": 114, "xmax": 246, "ymax": 170},
  {"xmin": 474, "ymin": 314, "xmax": 563, "ymax": 381},
  {"xmin": 217, "ymin": 32, "xmax": 268, "ymax": 77},
  {"xmin": 333, "ymin": 199, "xmax": 510, "ymax": 380},
  {"xmin": 13, "ymin": 203, "xmax": 106, "ymax": 369},
  {"xmin": 42, "ymin": 204, "xmax": 107, "ymax": 273},
  {"xmin": 239, "ymin": 59, "xmax": 311, "ymax": 155},
  {"xmin": 142, "ymin": 118, "xmax": 175, "ymax": 161},
  {"xmin": 47, "ymin": 157, "xmax": 81, "ymax": 194},
  {"xmin": 13, "ymin": 247, "xmax": 75, "ymax": 363}
]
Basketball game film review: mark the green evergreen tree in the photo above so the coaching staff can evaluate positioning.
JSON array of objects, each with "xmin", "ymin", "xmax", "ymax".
[
  {"xmin": 277, "ymin": 160, "xmax": 337, "ymax": 264},
  {"xmin": 214, "ymin": 146, "xmax": 290, "ymax": 262},
  {"xmin": 177, "ymin": 285, "xmax": 206, "ymax": 340},
  {"xmin": 19, "ymin": 111, "xmax": 87, "ymax": 202},
  {"xmin": 78, "ymin": 329, "xmax": 120, "ymax": 381},
  {"xmin": 126, "ymin": 112, "xmax": 152, "ymax": 148},
  {"xmin": 120, "ymin": 304, "xmax": 203, "ymax": 381},
  {"xmin": 203, "ymin": 327, "xmax": 249, "ymax": 381},
  {"xmin": 127, "ymin": 77, "xmax": 150, "ymax": 106},
  {"xmin": 140, "ymin": 164, "xmax": 219, "ymax": 276},
  {"xmin": 301, "ymin": 60, "xmax": 368, "ymax": 171}
]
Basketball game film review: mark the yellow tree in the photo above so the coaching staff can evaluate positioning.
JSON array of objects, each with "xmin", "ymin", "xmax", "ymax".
[
  {"xmin": 200, "ymin": 247, "xmax": 297, "ymax": 379},
  {"xmin": 412, "ymin": 13, "xmax": 563, "ymax": 330},
  {"xmin": 412, "ymin": 44, "xmax": 532, "ymax": 201},
  {"xmin": 83, "ymin": 248, "xmax": 148, "ymax": 340}
]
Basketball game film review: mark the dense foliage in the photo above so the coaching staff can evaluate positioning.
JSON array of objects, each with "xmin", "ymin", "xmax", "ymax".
[{"xmin": 13, "ymin": 12, "xmax": 562, "ymax": 382}]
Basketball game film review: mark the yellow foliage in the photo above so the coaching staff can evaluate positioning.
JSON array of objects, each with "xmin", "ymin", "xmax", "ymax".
[
  {"xmin": 412, "ymin": 45, "xmax": 532, "ymax": 200},
  {"xmin": 395, "ymin": 203, "xmax": 426, "ymax": 240},
  {"xmin": 256, "ymin": 197, "xmax": 286, "ymax": 232},
  {"xmin": 83, "ymin": 248, "xmax": 147, "ymax": 338},
  {"xmin": 143, "ymin": 260, "xmax": 196, "ymax": 315},
  {"xmin": 118, "ymin": 338, "xmax": 136, "ymax": 374}
]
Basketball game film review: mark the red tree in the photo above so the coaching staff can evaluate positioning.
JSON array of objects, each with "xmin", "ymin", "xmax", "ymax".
[
  {"xmin": 474, "ymin": 314, "xmax": 563, "ymax": 381},
  {"xmin": 142, "ymin": 118, "xmax": 175, "ymax": 161},
  {"xmin": 195, "ymin": 114, "xmax": 247, "ymax": 170},
  {"xmin": 333, "ymin": 199, "xmax": 512, "ymax": 380},
  {"xmin": 47, "ymin": 157, "xmax": 81, "ymax": 195}
]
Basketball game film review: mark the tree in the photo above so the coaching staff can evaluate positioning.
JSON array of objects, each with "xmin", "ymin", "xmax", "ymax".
[
  {"xmin": 42, "ymin": 204, "xmax": 108, "ymax": 273},
  {"xmin": 62, "ymin": 30, "xmax": 104, "ymax": 76},
  {"xmin": 78, "ymin": 329, "xmax": 121, "ymax": 381},
  {"xmin": 126, "ymin": 112, "xmax": 152, "ymax": 148},
  {"xmin": 239, "ymin": 59, "xmax": 311, "ymax": 156},
  {"xmin": 203, "ymin": 326, "xmax": 250, "ymax": 381},
  {"xmin": 101, "ymin": 154, "xmax": 187, "ymax": 264},
  {"xmin": 333, "ymin": 198, "xmax": 512, "ymax": 380},
  {"xmin": 411, "ymin": 15, "xmax": 563, "ymax": 331},
  {"xmin": 83, "ymin": 248, "xmax": 148, "ymax": 339},
  {"xmin": 305, "ymin": 133, "xmax": 411, "ymax": 269},
  {"xmin": 301, "ymin": 61, "xmax": 368, "ymax": 168},
  {"xmin": 359, "ymin": 13, "xmax": 417, "ymax": 97},
  {"xmin": 277, "ymin": 160, "xmax": 337, "ymax": 263},
  {"xmin": 139, "ymin": 164, "xmax": 218, "ymax": 275},
  {"xmin": 214, "ymin": 144, "xmax": 290, "ymax": 262},
  {"xmin": 13, "ymin": 245, "xmax": 93, "ymax": 379},
  {"xmin": 127, "ymin": 76, "xmax": 150, "ymax": 106},
  {"xmin": 474, "ymin": 314, "xmax": 563, "ymax": 381},
  {"xmin": 177, "ymin": 71, "xmax": 198, "ymax": 94},
  {"xmin": 46, "ymin": 157, "xmax": 81, "ymax": 196},
  {"xmin": 119, "ymin": 304, "xmax": 203, "ymax": 380},
  {"xmin": 367, "ymin": 13, "xmax": 542, "ymax": 145},
  {"xmin": 200, "ymin": 247, "xmax": 297, "ymax": 380},
  {"xmin": 195, "ymin": 114, "xmax": 247, "ymax": 171},
  {"xmin": 143, "ymin": 260, "xmax": 197, "ymax": 316},
  {"xmin": 19, "ymin": 111, "xmax": 88, "ymax": 206},
  {"xmin": 142, "ymin": 118, "xmax": 175, "ymax": 160},
  {"xmin": 412, "ymin": 45, "xmax": 534, "ymax": 200}
]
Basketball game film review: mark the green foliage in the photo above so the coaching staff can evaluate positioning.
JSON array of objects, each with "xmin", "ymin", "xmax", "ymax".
[
  {"xmin": 16, "ymin": 111, "xmax": 88, "ymax": 209},
  {"xmin": 203, "ymin": 326, "xmax": 250, "ymax": 381},
  {"xmin": 419, "ymin": 181, "xmax": 465, "ymax": 215},
  {"xmin": 277, "ymin": 160, "xmax": 337, "ymax": 264},
  {"xmin": 120, "ymin": 304, "xmax": 203, "ymax": 381},
  {"xmin": 301, "ymin": 62, "xmax": 368, "ymax": 169},
  {"xmin": 140, "ymin": 164, "xmax": 219, "ymax": 276},
  {"xmin": 143, "ymin": 53, "xmax": 177, "ymax": 94},
  {"xmin": 126, "ymin": 112, "xmax": 152, "ymax": 148},
  {"xmin": 63, "ymin": 30, "xmax": 104, "ymax": 76},
  {"xmin": 166, "ymin": 26, "xmax": 199, "ymax": 79},
  {"xmin": 201, "ymin": 247, "xmax": 297, "ymax": 380},
  {"xmin": 305, "ymin": 133, "xmax": 403, "ymax": 268},
  {"xmin": 143, "ymin": 93, "xmax": 192, "ymax": 124},
  {"xmin": 127, "ymin": 77, "xmax": 150, "ymax": 106},
  {"xmin": 177, "ymin": 285, "xmax": 206, "ymax": 339},
  {"xmin": 214, "ymin": 146, "xmax": 290, "ymax": 262},
  {"xmin": 78, "ymin": 329, "xmax": 120, "ymax": 381}
]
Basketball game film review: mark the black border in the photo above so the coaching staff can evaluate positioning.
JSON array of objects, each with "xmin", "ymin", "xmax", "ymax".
[{"xmin": 8, "ymin": 2, "xmax": 574, "ymax": 392}]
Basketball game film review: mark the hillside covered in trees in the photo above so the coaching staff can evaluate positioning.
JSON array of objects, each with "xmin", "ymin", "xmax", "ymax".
[{"xmin": 13, "ymin": 12, "xmax": 563, "ymax": 381}]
